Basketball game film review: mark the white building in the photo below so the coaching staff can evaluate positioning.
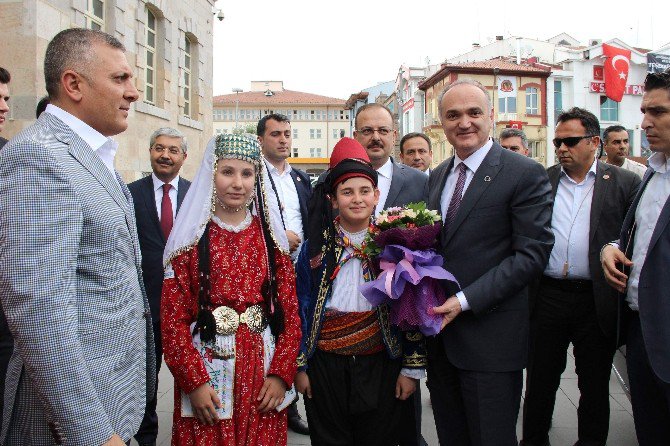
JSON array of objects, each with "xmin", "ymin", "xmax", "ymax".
[{"xmin": 212, "ymin": 81, "xmax": 348, "ymax": 175}]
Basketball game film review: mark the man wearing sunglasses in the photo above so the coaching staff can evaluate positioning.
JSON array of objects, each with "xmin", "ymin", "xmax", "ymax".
[
  {"xmin": 522, "ymin": 107, "xmax": 640, "ymax": 446},
  {"xmin": 602, "ymin": 68, "xmax": 670, "ymax": 445}
]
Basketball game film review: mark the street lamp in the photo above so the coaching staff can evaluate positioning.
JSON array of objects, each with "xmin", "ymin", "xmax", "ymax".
[{"xmin": 232, "ymin": 87, "xmax": 242, "ymax": 131}]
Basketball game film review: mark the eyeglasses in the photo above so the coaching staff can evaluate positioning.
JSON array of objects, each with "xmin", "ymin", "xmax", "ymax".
[
  {"xmin": 152, "ymin": 145, "xmax": 182, "ymax": 155},
  {"xmin": 357, "ymin": 127, "xmax": 392, "ymax": 137},
  {"xmin": 552, "ymin": 135, "xmax": 596, "ymax": 149}
]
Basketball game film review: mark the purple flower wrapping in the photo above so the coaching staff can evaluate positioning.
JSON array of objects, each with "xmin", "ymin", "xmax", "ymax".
[
  {"xmin": 373, "ymin": 222, "xmax": 442, "ymax": 251},
  {"xmin": 359, "ymin": 241, "xmax": 459, "ymax": 336}
]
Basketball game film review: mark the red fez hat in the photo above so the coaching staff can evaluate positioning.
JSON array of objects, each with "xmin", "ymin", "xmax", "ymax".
[
  {"xmin": 328, "ymin": 137, "xmax": 377, "ymax": 188},
  {"xmin": 329, "ymin": 137, "xmax": 370, "ymax": 168}
]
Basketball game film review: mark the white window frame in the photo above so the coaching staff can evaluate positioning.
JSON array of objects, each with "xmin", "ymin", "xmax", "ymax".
[{"xmin": 144, "ymin": 8, "xmax": 157, "ymax": 104}]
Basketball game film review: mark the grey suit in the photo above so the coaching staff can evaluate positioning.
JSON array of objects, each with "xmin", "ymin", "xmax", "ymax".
[
  {"xmin": 426, "ymin": 143, "xmax": 554, "ymax": 445},
  {"xmin": 0, "ymin": 112, "xmax": 155, "ymax": 445},
  {"xmin": 382, "ymin": 160, "xmax": 428, "ymax": 209}
]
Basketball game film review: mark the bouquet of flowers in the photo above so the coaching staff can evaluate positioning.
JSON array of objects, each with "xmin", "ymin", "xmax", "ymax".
[{"xmin": 359, "ymin": 202, "xmax": 458, "ymax": 336}]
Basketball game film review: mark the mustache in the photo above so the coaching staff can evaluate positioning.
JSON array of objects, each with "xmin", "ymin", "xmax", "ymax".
[
  {"xmin": 156, "ymin": 159, "xmax": 174, "ymax": 166},
  {"xmin": 367, "ymin": 141, "xmax": 384, "ymax": 149}
]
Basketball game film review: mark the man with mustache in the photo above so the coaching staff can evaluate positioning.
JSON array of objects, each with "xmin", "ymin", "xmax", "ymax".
[
  {"xmin": 602, "ymin": 124, "xmax": 647, "ymax": 178},
  {"xmin": 128, "ymin": 127, "xmax": 190, "ymax": 446},
  {"xmin": 353, "ymin": 103, "xmax": 428, "ymax": 446},
  {"xmin": 522, "ymin": 108, "xmax": 640, "ymax": 446}
]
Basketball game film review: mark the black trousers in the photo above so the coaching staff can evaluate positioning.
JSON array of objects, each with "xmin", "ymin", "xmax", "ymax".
[
  {"xmin": 522, "ymin": 278, "xmax": 616, "ymax": 446},
  {"xmin": 304, "ymin": 349, "xmax": 409, "ymax": 446},
  {"xmin": 134, "ymin": 320, "xmax": 162, "ymax": 445},
  {"xmin": 426, "ymin": 336, "xmax": 522, "ymax": 446},
  {"xmin": 627, "ymin": 312, "xmax": 670, "ymax": 445}
]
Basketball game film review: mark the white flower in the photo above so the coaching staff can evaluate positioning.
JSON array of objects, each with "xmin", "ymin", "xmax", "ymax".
[{"xmin": 404, "ymin": 209, "xmax": 417, "ymax": 219}]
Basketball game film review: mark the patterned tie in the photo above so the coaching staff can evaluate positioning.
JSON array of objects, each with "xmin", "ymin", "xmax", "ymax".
[
  {"xmin": 160, "ymin": 183, "xmax": 173, "ymax": 239},
  {"xmin": 445, "ymin": 162, "xmax": 468, "ymax": 230}
]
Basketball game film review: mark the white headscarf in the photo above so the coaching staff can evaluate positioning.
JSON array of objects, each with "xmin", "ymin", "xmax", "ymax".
[{"xmin": 163, "ymin": 134, "xmax": 289, "ymax": 268}]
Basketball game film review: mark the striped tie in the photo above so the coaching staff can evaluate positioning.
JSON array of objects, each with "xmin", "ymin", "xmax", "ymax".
[{"xmin": 445, "ymin": 162, "xmax": 467, "ymax": 230}]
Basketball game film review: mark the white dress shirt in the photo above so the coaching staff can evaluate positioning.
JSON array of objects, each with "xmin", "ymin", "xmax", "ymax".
[
  {"xmin": 626, "ymin": 152, "xmax": 670, "ymax": 311},
  {"xmin": 45, "ymin": 104, "xmax": 118, "ymax": 176},
  {"xmin": 375, "ymin": 158, "xmax": 394, "ymax": 216},
  {"xmin": 264, "ymin": 159, "xmax": 303, "ymax": 259},
  {"xmin": 621, "ymin": 157, "xmax": 648, "ymax": 179},
  {"xmin": 544, "ymin": 160, "xmax": 597, "ymax": 280},
  {"xmin": 152, "ymin": 173, "xmax": 180, "ymax": 221},
  {"xmin": 438, "ymin": 140, "xmax": 493, "ymax": 312}
]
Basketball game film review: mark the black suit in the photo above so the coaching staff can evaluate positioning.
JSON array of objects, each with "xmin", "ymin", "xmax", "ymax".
[
  {"xmin": 618, "ymin": 166, "xmax": 670, "ymax": 444},
  {"xmin": 128, "ymin": 174, "xmax": 190, "ymax": 445},
  {"xmin": 427, "ymin": 143, "xmax": 554, "ymax": 445},
  {"xmin": 522, "ymin": 161, "xmax": 639, "ymax": 446}
]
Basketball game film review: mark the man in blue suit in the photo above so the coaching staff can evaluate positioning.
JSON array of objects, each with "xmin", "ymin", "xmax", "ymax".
[
  {"xmin": 128, "ymin": 127, "xmax": 190, "ymax": 446},
  {"xmin": 602, "ymin": 68, "xmax": 670, "ymax": 445},
  {"xmin": 257, "ymin": 113, "xmax": 312, "ymax": 434}
]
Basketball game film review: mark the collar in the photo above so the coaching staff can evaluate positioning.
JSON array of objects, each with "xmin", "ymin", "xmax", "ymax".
[
  {"xmin": 648, "ymin": 152, "xmax": 670, "ymax": 174},
  {"xmin": 264, "ymin": 157, "xmax": 292, "ymax": 176},
  {"xmin": 454, "ymin": 139, "xmax": 493, "ymax": 173},
  {"xmin": 560, "ymin": 158, "xmax": 598, "ymax": 184},
  {"xmin": 377, "ymin": 157, "xmax": 393, "ymax": 179},
  {"xmin": 45, "ymin": 104, "xmax": 115, "ymax": 154},
  {"xmin": 152, "ymin": 173, "xmax": 180, "ymax": 191}
]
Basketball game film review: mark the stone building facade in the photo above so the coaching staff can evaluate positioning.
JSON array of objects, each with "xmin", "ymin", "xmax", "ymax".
[{"xmin": 0, "ymin": 0, "xmax": 215, "ymax": 181}]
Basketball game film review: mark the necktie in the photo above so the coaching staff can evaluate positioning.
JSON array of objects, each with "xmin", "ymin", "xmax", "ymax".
[
  {"xmin": 445, "ymin": 162, "xmax": 468, "ymax": 230},
  {"xmin": 160, "ymin": 183, "xmax": 173, "ymax": 239}
]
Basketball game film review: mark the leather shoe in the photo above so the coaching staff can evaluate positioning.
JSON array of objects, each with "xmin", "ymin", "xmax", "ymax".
[{"xmin": 287, "ymin": 402, "xmax": 309, "ymax": 435}]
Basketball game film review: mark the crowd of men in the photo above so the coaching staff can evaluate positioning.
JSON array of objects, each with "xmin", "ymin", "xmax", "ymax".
[{"xmin": 1, "ymin": 27, "xmax": 670, "ymax": 446}]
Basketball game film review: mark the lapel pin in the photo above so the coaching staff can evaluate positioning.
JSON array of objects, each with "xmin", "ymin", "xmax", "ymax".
[
  {"xmin": 484, "ymin": 176, "xmax": 491, "ymax": 182},
  {"xmin": 603, "ymin": 174, "xmax": 610, "ymax": 180},
  {"xmin": 296, "ymin": 177, "xmax": 301, "ymax": 182}
]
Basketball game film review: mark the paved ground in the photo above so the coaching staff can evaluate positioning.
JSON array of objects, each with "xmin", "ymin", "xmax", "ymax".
[{"xmin": 133, "ymin": 345, "xmax": 638, "ymax": 446}]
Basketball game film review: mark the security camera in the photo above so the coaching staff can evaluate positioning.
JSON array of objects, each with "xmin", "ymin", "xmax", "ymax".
[{"xmin": 216, "ymin": 10, "xmax": 224, "ymax": 21}]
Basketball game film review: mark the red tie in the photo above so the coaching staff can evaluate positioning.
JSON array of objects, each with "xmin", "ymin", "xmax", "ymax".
[{"xmin": 160, "ymin": 183, "xmax": 173, "ymax": 239}]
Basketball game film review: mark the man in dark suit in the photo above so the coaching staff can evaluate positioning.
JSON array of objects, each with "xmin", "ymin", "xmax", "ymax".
[
  {"xmin": 521, "ymin": 108, "xmax": 640, "ymax": 446},
  {"xmin": 128, "ymin": 127, "xmax": 190, "ymax": 446},
  {"xmin": 602, "ymin": 68, "xmax": 670, "ymax": 445},
  {"xmin": 353, "ymin": 103, "xmax": 428, "ymax": 446},
  {"xmin": 256, "ymin": 113, "xmax": 312, "ymax": 434},
  {"xmin": 426, "ymin": 78, "xmax": 554, "ymax": 445}
]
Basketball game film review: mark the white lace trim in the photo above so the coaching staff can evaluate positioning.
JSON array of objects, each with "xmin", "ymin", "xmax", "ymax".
[{"xmin": 211, "ymin": 210, "xmax": 252, "ymax": 233}]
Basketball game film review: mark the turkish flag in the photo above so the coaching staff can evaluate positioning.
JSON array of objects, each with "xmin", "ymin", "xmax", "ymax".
[{"xmin": 603, "ymin": 43, "xmax": 631, "ymax": 102}]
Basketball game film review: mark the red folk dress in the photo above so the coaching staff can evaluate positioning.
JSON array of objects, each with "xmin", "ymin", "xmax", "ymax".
[{"xmin": 162, "ymin": 216, "xmax": 300, "ymax": 446}]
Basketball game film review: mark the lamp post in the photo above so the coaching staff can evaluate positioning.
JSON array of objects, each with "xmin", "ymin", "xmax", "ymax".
[{"xmin": 232, "ymin": 87, "xmax": 242, "ymax": 131}]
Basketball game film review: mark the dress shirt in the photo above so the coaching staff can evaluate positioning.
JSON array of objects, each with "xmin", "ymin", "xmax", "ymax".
[
  {"xmin": 627, "ymin": 152, "xmax": 670, "ymax": 311},
  {"xmin": 264, "ymin": 159, "xmax": 303, "ymax": 259},
  {"xmin": 621, "ymin": 157, "xmax": 648, "ymax": 179},
  {"xmin": 44, "ymin": 104, "xmax": 118, "ymax": 176},
  {"xmin": 151, "ymin": 173, "xmax": 180, "ymax": 221},
  {"xmin": 544, "ymin": 160, "xmax": 597, "ymax": 280},
  {"xmin": 375, "ymin": 158, "xmax": 394, "ymax": 216},
  {"xmin": 439, "ymin": 139, "xmax": 493, "ymax": 312}
]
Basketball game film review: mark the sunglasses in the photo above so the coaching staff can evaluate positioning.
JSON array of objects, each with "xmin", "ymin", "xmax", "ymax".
[{"xmin": 552, "ymin": 135, "xmax": 596, "ymax": 149}]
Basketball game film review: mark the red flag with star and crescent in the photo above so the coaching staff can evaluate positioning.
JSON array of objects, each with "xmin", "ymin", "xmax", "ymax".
[{"xmin": 603, "ymin": 43, "xmax": 631, "ymax": 102}]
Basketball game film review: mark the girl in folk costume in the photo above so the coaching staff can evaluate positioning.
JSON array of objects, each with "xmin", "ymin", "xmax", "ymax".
[
  {"xmin": 294, "ymin": 138, "xmax": 426, "ymax": 445},
  {"xmin": 161, "ymin": 133, "xmax": 300, "ymax": 446}
]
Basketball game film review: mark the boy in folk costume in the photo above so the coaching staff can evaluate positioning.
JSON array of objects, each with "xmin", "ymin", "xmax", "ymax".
[
  {"xmin": 161, "ymin": 134, "xmax": 300, "ymax": 445},
  {"xmin": 295, "ymin": 137, "xmax": 426, "ymax": 445}
]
